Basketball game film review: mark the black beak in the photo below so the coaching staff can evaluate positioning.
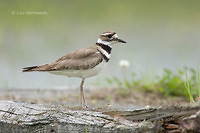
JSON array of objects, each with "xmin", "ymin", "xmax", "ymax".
[{"xmin": 117, "ymin": 38, "xmax": 127, "ymax": 43}]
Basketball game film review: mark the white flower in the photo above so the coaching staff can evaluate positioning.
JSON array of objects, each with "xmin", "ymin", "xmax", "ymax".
[{"xmin": 119, "ymin": 60, "xmax": 130, "ymax": 68}]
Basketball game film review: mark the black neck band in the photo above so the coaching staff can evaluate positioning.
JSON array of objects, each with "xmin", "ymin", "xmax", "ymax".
[{"xmin": 96, "ymin": 43, "xmax": 112, "ymax": 54}]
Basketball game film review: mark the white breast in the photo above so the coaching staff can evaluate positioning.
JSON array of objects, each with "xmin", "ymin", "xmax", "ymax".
[{"xmin": 49, "ymin": 61, "xmax": 108, "ymax": 78}]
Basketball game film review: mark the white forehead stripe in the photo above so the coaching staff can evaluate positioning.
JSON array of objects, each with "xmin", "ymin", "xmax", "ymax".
[
  {"xmin": 112, "ymin": 33, "xmax": 118, "ymax": 38},
  {"xmin": 101, "ymin": 33, "xmax": 111, "ymax": 36}
]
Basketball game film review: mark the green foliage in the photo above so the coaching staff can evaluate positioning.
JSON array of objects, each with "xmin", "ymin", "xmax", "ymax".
[
  {"xmin": 176, "ymin": 66, "xmax": 194, "ymax": 102},
  {"xmin": 198, "ymin": 65, "xmax": 200, "ymax": 97},
  {"xmin": 85, "ymin": 124, "xmax": 88, "ymax": 133},
  {"xmin": 106, "ymin": 66, "xmax": 199, "ymax": 102},
  {"xmin": 106, "ymin": 95, "xmax": 112, "ymax": 101},
  {"xmin": 106, "ymin": 76, "xmax": 123, "ymax": 87},
  {"xmin": 158, "ymin": 69, "xmax": 185, "ymax": 97}
]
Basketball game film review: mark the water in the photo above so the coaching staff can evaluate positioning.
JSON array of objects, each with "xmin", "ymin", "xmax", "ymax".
[{"xmin": 0, "ymin": 1, "xmax": 200, "ymax": 89}]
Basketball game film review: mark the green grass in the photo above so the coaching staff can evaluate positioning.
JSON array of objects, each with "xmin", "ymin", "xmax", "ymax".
[
  {"xmin": 106, "ymin": 65, "xmax": 199, "ymax": 102},
  {"xmin": 157, "ymin": 68, "xmax": 185, "ymax": 97},
  {"xmin": 176, "ymin": 65, "xmax": 194, "ymax": 102},
  {"xmin": 85, "ymin": 124, "xmax": 88, "ymax": 133},
  {"xmin": 198, "ymin": 65, "xmax": 200, "ymax": 97}
]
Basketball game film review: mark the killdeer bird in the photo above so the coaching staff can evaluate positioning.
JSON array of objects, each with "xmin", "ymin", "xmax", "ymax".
[{"xmin": 22, "ymin": 31, "xmax": 126, "ymax": 108}]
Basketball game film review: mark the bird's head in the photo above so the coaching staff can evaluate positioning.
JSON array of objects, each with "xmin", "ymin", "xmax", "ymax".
[{"xmin": 96, "ymin": 31, "xmax": 127, "ymax": 47}]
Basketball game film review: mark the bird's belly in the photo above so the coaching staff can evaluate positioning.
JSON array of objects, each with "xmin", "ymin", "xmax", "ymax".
[{"xmin": 49, "ymin": 61, "xmax": 108, "ymax": 78}]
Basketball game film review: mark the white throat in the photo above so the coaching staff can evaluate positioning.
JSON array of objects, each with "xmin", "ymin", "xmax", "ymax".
[{"xmin": 97, "ymin": 38, "xmax": 113, "ymax": 47}]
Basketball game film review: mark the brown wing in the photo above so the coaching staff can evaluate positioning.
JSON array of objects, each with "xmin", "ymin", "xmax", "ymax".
[
  {"xmin": 22, "ymin": 45, "xmax": 103, "ymax": 72},
  {"xmin": 55, "ymin": 45, "xmax": 98, "ymax": 61},
  {"xmin": 53, "ymin": 52, "xmax": 103, "ymax": 70},
  {"xmin": 52, "ymin": 45, "xmax": 103, "ymax": 70}
]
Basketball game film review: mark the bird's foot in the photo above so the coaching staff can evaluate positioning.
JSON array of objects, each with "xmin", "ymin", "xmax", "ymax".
[{"xmin": 80, "ymin": 104, "xmax": 88, "ymax": 109}]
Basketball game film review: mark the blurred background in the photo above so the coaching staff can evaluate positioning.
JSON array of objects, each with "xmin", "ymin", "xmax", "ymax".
[{"xmin": 0, "ymin": 0, "xmax": 200, "ymax": 89}]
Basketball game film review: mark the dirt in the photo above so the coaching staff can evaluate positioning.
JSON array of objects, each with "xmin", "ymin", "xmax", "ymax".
[{"xmin": 0, "ymin": 87, "xmax": 186, "ymax": 110}]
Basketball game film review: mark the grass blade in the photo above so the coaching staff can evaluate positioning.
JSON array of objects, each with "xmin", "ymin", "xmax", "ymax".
[
  {"xmin": 176, "ymin": 66, "xmax": 194, "ymax": 102},
  {"xmin": 198, "ymin": 65, "xmax": 200, "ymax": 97}
]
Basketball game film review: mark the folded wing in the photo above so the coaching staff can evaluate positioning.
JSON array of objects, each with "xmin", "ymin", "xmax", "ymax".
[{"xmin": 22, "ymin": 45, "xmax": 103, "ymax": 72}]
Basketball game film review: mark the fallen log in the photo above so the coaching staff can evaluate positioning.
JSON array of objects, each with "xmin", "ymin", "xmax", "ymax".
[{"xmin": 0, "ymin": 100, "xmax": 199, "ymax": 133}]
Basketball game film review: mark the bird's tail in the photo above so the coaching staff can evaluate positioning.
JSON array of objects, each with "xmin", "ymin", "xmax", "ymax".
[
  {"xmin": 22, "ymin": 64, "xmax": 51, "ymax": 72},
  {"xmin": 22, "ymin": 66, "xmax": 39, "ymax": 72}
]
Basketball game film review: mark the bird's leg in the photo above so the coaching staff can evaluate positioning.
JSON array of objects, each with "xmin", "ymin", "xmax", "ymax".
[
  {"xmin": 80, "ymin": 79, "xmax": 83, "ymax": 108},
  {"xmin": 80, "ymin": 78, "xmax": 87, "ymax": 108}
]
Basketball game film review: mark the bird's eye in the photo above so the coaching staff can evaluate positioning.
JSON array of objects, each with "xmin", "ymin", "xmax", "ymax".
[{"xmin": 107, "ymin": 34, "xmax": 112, "ymax": 38}]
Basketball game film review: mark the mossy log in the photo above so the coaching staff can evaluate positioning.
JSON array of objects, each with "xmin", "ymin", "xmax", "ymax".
[{"xmin": 0, "ymin": 100, "xmax": 199, "ymax": 133}]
